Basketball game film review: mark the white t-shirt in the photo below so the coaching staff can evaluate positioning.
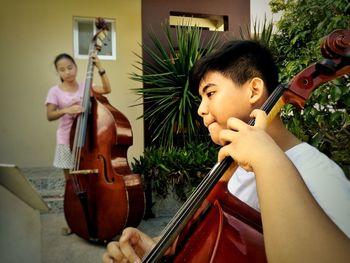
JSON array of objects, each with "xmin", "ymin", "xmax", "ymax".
[{"xmin": 227, "ymin": 142, "xmax": 350, "ymax": 237}]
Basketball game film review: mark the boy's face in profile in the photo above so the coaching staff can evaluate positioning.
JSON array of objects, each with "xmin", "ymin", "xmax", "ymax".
[{"xmin": 198, "ymin": 70, "xmax": 267, "ymax": 145}]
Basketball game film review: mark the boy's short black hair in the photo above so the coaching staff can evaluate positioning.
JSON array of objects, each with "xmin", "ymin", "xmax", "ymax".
[{"xmin": 191, "ymin": 40, "xmax": 279, "ymax": 95}]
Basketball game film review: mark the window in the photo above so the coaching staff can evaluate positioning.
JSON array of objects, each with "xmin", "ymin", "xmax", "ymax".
[
  {"xmin": 169, "ymin": 11, "xmax": 228, "ymax": 31},
  {"xmin": 73, "ymin": 17, "xmax": 116, "ymax": 60}
]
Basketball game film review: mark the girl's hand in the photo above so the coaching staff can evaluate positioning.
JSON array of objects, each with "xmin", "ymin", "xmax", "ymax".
[
  {"xmin": 90, "ymin": 50, "xmax": 112, "ymax": 94},
  {"xmin": 64, "ymin": 104, "xmax": 84, "ymax": 115},
  {"xmin": 47, "ymin": 103, "xmax": 83, "ymax": 121},
  {"xmin": 91, "ymin": 51, "xmax": 102, "ymax": 69},
  {"xmin": 218, "ymin": 109, "xmax": 279, "ymax": 172}
]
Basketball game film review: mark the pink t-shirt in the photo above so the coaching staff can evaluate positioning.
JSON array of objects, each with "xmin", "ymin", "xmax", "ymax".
[{"xmin": 45, "ymin": 83, "xmax": 85, "ymax": 145}]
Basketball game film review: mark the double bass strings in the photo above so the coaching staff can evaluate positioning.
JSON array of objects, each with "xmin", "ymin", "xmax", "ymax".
[
  {"xmin": 70, "ymin": 111, "xmax": 83, "ymax": 194},
  {"xmin": 69, "ymin": 43, "xmax": 96, "ymax": 194}
]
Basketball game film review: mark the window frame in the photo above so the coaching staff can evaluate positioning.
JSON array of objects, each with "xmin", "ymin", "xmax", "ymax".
[{"xmin": 73, "ymin": 16, "xmax": 116, "ymax": 60}]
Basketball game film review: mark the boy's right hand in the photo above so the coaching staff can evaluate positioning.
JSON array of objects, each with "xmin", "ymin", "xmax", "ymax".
[
  {"xmin": 102, "ymin": 227, "xmax": 156, "ymax": 263},
  {"xmin": 218, "ymin": 109, "xmax": 280, "ymax": 172}
]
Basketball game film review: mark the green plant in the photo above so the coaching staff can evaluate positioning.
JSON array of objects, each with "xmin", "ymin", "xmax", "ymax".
[
  {"xmin": 132, "ymin": 142, "xmax": 219, "ymax": 202},
  {"xmin": 239, "ymin": 15, "xmax": 274, "ymax": 45},
  {"xmin": 130, "ymin": 22, "xmax": 219, "ymax": 148},
  {"xmin": 269, "ymin": 0, "xmax": 350, "ymax": 177}
]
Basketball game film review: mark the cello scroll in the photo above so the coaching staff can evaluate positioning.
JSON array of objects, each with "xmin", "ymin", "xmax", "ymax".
[{"xmin": 142, "ymin": 29, "xmax": 350, "ymax": 262}]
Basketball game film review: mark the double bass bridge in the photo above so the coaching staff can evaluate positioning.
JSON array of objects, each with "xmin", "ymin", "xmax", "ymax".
[{"xmin": 69, "ymin": 169, "xmax": 99, "ymax": 175}]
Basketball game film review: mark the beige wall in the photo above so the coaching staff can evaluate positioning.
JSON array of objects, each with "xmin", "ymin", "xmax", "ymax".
[{"xmin": 0, "ymin": 0, "xmax": 144, "ymax": 168}]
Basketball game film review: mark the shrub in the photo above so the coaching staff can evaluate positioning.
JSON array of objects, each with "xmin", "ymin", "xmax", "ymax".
[
  {"xmin": 269, "ymin": 0, "xmax": 350, "ymax": 177},
  {"xmin": 131, "ymin": 141, "xmax": 219, "ymax": 202}
]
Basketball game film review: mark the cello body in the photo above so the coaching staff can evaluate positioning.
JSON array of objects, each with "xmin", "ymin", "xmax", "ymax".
[
  {"xmin": 64, "ymin": 94, "xmax": 144, "ymax": 243},
  {"xmin": 142, "ymin": 29, "xmax": 350, "ymax": 262},
  {"xmin": 172, "ymin": 182, "xmax": 266, "ymax": 263}
]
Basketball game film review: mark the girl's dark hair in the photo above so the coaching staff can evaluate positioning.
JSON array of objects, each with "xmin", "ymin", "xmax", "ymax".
[
  {"xmin": 54, "ymin": 53, "xmax": 77, "ymax": 82},
  {"xmin": 190, "ymin": 40, "xmax": 279, "ymax": 95}
]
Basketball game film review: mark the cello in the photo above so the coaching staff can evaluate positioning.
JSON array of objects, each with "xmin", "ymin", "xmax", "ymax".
[
  {"xmin": 64, "ymin": 17, "xmax": 145, "ymax": 243},
  {"xmin": 141, "ymin": 29, "xmax": 350, "ymax": 262}
]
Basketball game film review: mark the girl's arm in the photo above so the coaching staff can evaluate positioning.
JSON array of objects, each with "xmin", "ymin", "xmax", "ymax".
[
  {"xmin": 91, "ymin": 52, "xmax": 112, "ymax": 94},
  {"xmin": 46, "ymin": 103, "xmax": 83, "ymax": 121}
]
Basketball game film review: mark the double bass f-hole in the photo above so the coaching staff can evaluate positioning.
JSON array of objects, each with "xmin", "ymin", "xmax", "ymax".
[
  {"xmin": 97, "ymin": 154, "xmax": 115, "ymax": 183},
  {"xmin": 63, "ymin": 17, "xmax": 145, "ymax": 243}
]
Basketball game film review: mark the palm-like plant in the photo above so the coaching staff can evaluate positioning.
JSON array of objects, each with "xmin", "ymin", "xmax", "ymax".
[
  {"xmin": 238, "ymin": 16, "xmax": 274, "ymax": 45},
  {"xmin": 130, "ymin": 22, "xmax": 219, "ymax": 148}
]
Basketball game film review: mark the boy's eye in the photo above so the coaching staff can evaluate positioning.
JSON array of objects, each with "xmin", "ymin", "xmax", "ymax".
[{"xmin": 207, "ymin": 91, "xmax": 214, "ymax": 97}]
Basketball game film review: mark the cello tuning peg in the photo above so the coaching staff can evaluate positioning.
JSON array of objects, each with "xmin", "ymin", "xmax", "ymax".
[{"xmin": 315, "ymin": 59, "xmax": 338, "ymax": 76}]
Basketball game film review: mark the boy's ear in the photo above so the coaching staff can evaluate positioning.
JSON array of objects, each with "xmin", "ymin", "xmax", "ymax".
[{"xmin": 248, "ymin": 77, "xmax": 265, "ymax": 104}]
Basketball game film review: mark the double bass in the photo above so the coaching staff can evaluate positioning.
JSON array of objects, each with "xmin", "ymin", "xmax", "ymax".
[
  {"xmin": 64, "ymin": 18, "xmax": 145, "ymax": 243},
  {"xmin": 141, "ymin": 29, "xmax": 350, "ymax": 262}
]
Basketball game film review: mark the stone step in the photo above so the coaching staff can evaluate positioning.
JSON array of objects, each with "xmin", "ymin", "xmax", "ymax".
[
  {"xmin": 21, "ymin": 167, "xmax": 182, "ymax": 217},
  {"xmin": 21, "ymin": 167, "xmax": 64, "ymax": 214}
]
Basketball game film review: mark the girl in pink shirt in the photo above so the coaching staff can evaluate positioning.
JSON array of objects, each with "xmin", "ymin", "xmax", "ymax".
[{"xmin": 45, "ymin": 53, "xmax": 111, "ymax": 181}]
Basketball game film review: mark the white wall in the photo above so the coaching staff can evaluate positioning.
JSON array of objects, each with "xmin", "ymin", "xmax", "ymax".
[{"xmin": 251, "ymin": 0, "xmax": 281, "ymax": 30}]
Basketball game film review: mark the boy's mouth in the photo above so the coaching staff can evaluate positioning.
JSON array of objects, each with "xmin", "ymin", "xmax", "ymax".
[{"xmin": 204, "ymin": 119, "xmax": 214, "ymax": 128}]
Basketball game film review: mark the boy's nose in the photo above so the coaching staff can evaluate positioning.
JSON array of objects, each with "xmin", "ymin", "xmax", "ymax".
[{"xmin": 197, "ymin": 101, "xmax": 207, "ymax": 117}]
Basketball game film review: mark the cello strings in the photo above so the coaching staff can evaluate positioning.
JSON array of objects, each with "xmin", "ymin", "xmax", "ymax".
[{"xmin": 142, "ymin": 84, "xmax": 288, "ymax": 262}]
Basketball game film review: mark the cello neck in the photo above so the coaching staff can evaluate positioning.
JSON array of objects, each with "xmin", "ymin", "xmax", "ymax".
[
  {"xmin": 142, "ymin": 29, "xmax": 350, "ymax": 262},
  {"xmin": 142, "ymin": 84, "xmax": 289, "ymax": 262}
]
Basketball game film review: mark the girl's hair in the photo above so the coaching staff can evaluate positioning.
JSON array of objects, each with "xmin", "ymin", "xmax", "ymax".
[
  {"xmin": 54, "ymin": 53, "xmax": 77, "ymax": 82},
  {"xmin": 190, "ymin": 40, "xmax": 279, "ymax": 95}
]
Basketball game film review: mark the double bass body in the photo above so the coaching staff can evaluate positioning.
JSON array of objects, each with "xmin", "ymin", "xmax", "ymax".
[
  {"xmin": 63, "ymin": 18, "xmax": 145, "ymax": 243},
  {"xmin": 64, "ymin": 93, "xmax": 145, "ymax": 243}
]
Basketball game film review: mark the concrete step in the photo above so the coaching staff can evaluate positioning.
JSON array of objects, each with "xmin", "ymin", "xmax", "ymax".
[
  {"xmin": 22, "ymin": 167, "xmax": 183, "ymax": 217},
  {"xmin": 21, "ymin": 167, "xmax": 64, "ymax": 214}
]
